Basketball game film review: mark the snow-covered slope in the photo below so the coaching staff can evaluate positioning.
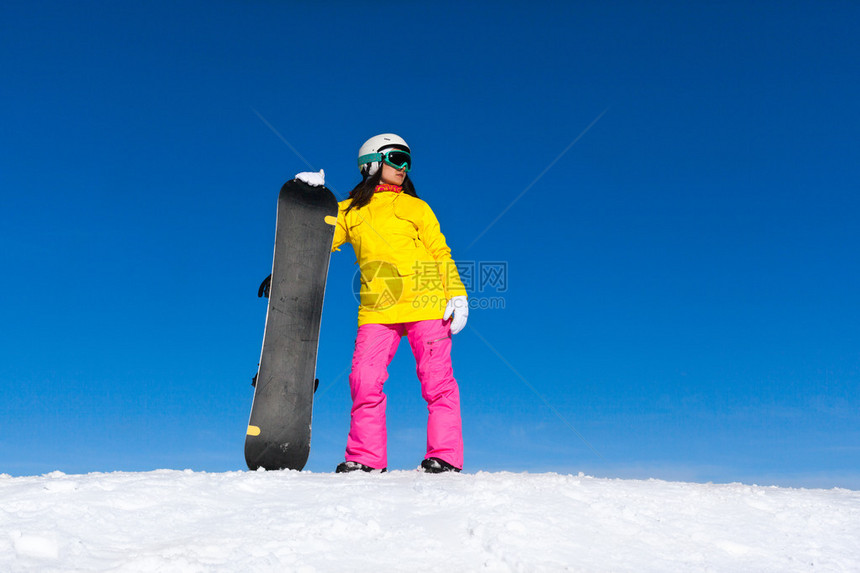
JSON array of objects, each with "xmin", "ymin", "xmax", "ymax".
[{"xmin": 1, "ymin": 469, "xmax": 858, "ymax": 572}]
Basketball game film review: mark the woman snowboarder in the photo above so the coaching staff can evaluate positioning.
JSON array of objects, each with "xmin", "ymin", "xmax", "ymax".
[{"xmin": 297, "ymin": 133, "xmax": 468, "ymax": 473}]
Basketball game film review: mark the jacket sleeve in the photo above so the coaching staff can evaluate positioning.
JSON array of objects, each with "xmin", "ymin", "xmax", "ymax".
[
  {"xmin": 417, "ymin": 203, "xmax": 467, "ymax": 298},
  {"xmin": 331, "ymin": 204, "xmax": 349, "ymax": 253}
]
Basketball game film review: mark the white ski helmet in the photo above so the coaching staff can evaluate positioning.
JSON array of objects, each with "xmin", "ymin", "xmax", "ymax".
[{"xmin": 357, "ymin": 133, "xmax": 411, "ymax": 176}]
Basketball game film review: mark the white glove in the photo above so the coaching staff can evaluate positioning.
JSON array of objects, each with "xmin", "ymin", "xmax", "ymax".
[
  {"xmin": 443, "ymin": 295, "xmax": 469, "ymax": 335},
  {"xmin": 295, "ymin": 169, "xmax": 325, "ymax": 187}
]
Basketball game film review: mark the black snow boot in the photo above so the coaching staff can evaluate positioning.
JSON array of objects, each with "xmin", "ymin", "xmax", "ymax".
[
  {"xmin": 335, "ymin": 461, "xmax": 386, "ymax": 473},
  {"xmin": 420, "ymin": 457, "xmax": 461, "ymax": 473}
]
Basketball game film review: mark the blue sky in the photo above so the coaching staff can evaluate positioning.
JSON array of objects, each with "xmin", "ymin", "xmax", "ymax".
[{"xmin": 1, "ymin": 1, "xmax": 858, "ymax": 488}]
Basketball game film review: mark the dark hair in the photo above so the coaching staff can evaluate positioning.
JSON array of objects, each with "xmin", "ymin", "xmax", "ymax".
[{"xmin": 345, "ymin": 166, "xmax": 418, "ymax": 214}]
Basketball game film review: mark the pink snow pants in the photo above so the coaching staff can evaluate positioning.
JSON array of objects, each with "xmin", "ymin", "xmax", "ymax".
[{"xmin": 345, "ymin": 319, "xmax": 463, "ymax": 470}]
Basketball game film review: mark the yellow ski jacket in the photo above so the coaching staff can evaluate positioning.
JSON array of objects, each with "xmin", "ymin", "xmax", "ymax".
[{"xmin": 331, "ymin": 189, "xmax": 467, "ymax": 326}]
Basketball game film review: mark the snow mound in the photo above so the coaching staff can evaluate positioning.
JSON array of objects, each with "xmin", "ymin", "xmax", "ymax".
[{"xmin": 1, "ymin": 469, "xmax": 858, "ymax": 571}]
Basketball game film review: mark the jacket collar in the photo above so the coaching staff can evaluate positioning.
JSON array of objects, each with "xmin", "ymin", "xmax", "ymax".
[{"xmin": 374, "ymin": 184, "xmax": 403, "ymax": 194}]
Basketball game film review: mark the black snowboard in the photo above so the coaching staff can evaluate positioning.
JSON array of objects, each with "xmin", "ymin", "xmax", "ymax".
[{"xmin": 245, "ymin": 178, "xmax": 338, "ymax": 471}]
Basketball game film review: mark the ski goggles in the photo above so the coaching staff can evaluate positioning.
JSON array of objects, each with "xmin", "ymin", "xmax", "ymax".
[{"xmin": 358, "ymin": 149, "xmax": 412, "ymax": 172}]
